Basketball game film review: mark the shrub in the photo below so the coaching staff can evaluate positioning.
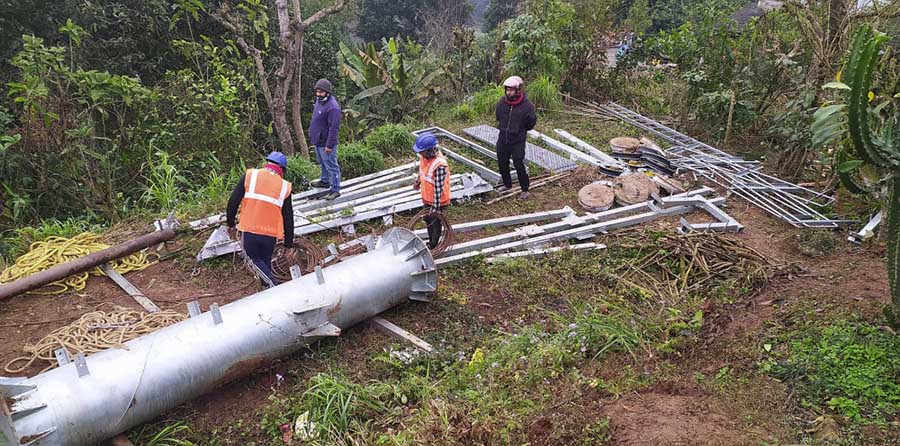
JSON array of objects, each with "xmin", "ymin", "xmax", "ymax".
[
  {"xmin": 468, "ymin": 84, "xmax": 503, "ymax": 116},
  {"xmin": 337, "ymin": 143, "xmax": 385, "ymax": 179},
  {"xmin": 525, "ymin": 75, "xmax": 563, "ymax": 110},
  {"xmin": 363, "ymin": 124, "xmax": 415, "ymax": 158},
  {"xmin": 452, "ymin": 103, "xmax": 478, "ymax": 121},
  {"xmin": 286, "ymin": 155, "xmax": 322, "ymax": 188}
]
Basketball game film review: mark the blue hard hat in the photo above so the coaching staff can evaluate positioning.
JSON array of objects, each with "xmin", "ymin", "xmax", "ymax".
[
  {"xmin": 266, "ymin": 151, "xmax": 288, "ymax": 169},
  {"xmin": 413, "ymin": 133, "xmax": 438, "ymax": 153}
]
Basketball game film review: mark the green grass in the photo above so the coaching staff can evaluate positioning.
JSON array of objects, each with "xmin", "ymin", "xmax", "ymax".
[
  {"xmin": 0, "ymin": 216, "xmax": 104, "ymax": 261},
  {"xmin": 363, "ymin": 123, "xmax": 415, "ymax": 159},
  {"xmin": 768, "ymin": 321, "xmax": 900, "ymax": 425},
  {"xmin": 133, "ymin": 421, "xmax": 196, "ymax": 446}
]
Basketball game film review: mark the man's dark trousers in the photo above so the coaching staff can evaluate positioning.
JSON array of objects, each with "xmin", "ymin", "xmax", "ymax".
[
  {"xmin": 242, "ymin": 232, "xmax": 278, "ymax": 286},
  {"xmin": 497, "ymin": 142, "xmax": 530, "ymax": 192}
]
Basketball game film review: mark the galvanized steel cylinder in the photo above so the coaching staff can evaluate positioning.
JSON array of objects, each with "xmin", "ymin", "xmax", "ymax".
[{"xmin": 0, "ymin": 227, "xmax": 436, "ymax": 446}]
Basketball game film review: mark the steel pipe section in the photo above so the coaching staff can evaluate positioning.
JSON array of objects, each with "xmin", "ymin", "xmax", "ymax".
[{"xmin": 0, "ymin": 227, "xmax": 436, "ymax": 446}]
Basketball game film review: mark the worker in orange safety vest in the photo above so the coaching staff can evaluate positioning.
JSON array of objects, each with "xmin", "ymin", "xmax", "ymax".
[
  {"xmin": 226, "ymin": 151, "xmax": 294, "ymax": 287},
  {"xmin": 412, "ymin": 132, "xmax": 451, "ymax": 250}
]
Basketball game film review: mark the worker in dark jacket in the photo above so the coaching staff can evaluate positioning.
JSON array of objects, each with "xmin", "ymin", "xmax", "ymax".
[
  {"xmin": 226, "ymin": 151, "xmax": 294, "ymax": 287},
  {"xmin": 495, "ymin": 75, "xmax": 537, "ymax": 199},
  {"xmin": 308, "ymin": 78, "xmax": 342, "ymax": 200}
]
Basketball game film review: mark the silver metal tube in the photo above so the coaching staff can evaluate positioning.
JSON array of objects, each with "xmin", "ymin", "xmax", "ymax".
[{"xmin": 1, "ymin": 228, "xmax": 436, "ymax": 446}]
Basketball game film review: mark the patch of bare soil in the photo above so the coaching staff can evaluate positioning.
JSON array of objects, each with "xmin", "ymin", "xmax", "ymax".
[{"xmin": 601, "ymin": 384, "xmax": 765, "ymax": 446}]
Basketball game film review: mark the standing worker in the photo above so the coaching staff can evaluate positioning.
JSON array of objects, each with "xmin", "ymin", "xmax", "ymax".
[
  {"xmin": 226, "ymin": 152, "xmax": 294, "ymax": 287},
  {"xmin": 412, "ymin": 132, "xmax": 451, "ymax": 250},
  {"xmin": 495, "ymin": 75, "xmax": 536, "ymax": 199},
  {"xmin": 308, "ymin": 78, "xmax": 343, "ymax": 200}
]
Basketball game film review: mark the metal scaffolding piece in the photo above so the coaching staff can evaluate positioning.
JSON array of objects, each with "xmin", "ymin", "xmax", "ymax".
[
  {"xmin": 849, "ymin": 210, "xmax": 883, "ymax": 244},
  {"xmin": 411, "ymin": 207, "xmax": 576, "ymax": 238},
  {"xmin": 463, "ymin": 125, "xmax": 578, "ymax": 173},
  {"xmin": 484, "ymin": 242, "xmax": 607, "ymax": 263},
  {"xmin": 1, "ymin": 228, "xmax": 435, "ymax": 446},
  {"xmin": 442, "ymin": 187, "xmax": 717, "ymax": 257},
  {"xmin": 552, "ymin": 129, "xmax": 628, "ymax": 170},
  {"xmin": 435, "ymin": 194, "xmax": 724, "ymax": 268},
  {"xmin": 196, "ymin": 173, "xmax": 493, "ymax": 261},
  {"xmin": 595, "ymin": 102, "xmax": 850, "ymax": 228}
]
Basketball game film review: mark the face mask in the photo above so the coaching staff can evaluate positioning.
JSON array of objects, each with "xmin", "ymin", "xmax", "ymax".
[
  {"xmin": 423, "ymin": 149, "xmax": 437, "ymax": 159},
  {"xmin": 318, "ymin": 94, "xmax": 329, "ymax": 102}
]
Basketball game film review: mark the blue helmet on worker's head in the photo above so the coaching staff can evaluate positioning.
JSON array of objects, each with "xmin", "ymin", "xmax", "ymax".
[
  {"xmin": 413, "ymin": 132, "xmax": 438, "ymax": 153},
  {"xmin": 266, "ymin": 151, "xmax": 288, "ymax": 169}
]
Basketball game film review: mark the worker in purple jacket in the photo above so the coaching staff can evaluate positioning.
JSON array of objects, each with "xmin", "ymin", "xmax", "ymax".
[{"xmin": 308, "ymin": 79, "xmax": 343, "ymax": 200}]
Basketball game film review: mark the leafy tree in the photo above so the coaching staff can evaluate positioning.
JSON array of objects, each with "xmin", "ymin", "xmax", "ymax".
[
  {"xmin": 626, "ymin": 0, "xmax": 652, "ymax": 34},
  {"xmin": 483, "ymin": 0, "xmax": 521, "ymax": 31},
  {"xmin": 355, "ymin": 0, "xmax": 426, "ymax": 42},
  {"xmin": 209, "ymin": 0, "xmax": 349, "ymax": 157}
]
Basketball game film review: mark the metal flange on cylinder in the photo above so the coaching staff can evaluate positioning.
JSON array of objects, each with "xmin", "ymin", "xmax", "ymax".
[{"xmin": 0, "ymin": 227, "xmax": 436, "ymax": 446}]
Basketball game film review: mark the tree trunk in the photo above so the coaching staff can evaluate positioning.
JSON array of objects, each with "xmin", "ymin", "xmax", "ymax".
[{"xmin": 291, "ymin": 31, "xmax": 310, "ymax": 157}]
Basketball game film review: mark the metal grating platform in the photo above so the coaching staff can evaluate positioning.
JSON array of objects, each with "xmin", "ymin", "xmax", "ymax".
[{"xmin": 463, "ymin": 125, "xmax": 578, "ymax": 173}]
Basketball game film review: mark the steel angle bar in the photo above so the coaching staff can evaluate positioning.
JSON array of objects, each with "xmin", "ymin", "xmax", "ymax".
[
  {"xmin": 441, "ymin": 188, "xmax": 718, "ymax": 257},
  {"xmin": 484, "ymin": 242, "xmax": 607, "ymax": 263},
  {"xmin": 292, "ymin": 162, "xmax": 418, "ymax": 201},
  {"xmin": 296, "ymin": 178, "xmax": 450, "ymax": 222},
  {"xmin": 298, "ymin": 183, "xmax": 471, "ymax": 230},
  {"xmin": 412, "ymin": 207, "xmax": 576, "ymax": 238},
  {"xmin": 439, "ymin": 145, "xmax": 502, "ymax": 183},
  {"xmin": 295, "ymin": 176, "xmax": 493, "ymax": 237},
  {"xmin": 527, "ymin": 130, "xmax": 602, "ymax": 166},
  {"xmin": 296, "ymin": 174, "xmax": 417, "ymax": 212},
  {"xmin": 294, "ymin": 175, "xmax": 462, "ymax": 218},
  {"xmin": 338, "ymin": 170, "xmax": 416, "ymax": 195},
  {"xmin": 436, "ymin": 199, "xmax": 714, "ymax": 268},
  {"xmin": 849, "ymin": 210, "xmax": 882, "ymax": 244},
  {"xmin": 553, "ymin": 129, "xmax": 627, "ymax": 168}
]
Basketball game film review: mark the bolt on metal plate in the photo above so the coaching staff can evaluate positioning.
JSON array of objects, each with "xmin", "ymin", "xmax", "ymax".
[
  {"xmin": 74, "ymin": 352, "xmax": 89, "ymax": 377},
  {"xmin": 187, "ymin": 301, "xmax": 201, "ymax": 318},
  {"xmin": 210, "ymin": 303, "xmax": 223, "ymax": 325},
  {"xmin": 54, "ymin": 348, "xmax": 71, "ymax": 367}
]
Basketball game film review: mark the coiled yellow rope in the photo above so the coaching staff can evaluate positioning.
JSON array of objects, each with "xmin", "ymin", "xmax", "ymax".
[
  {"xmin": 0, "ymin": 232, "xmax": 158, "ymax": 295},
  {"xmin": 3, "ymin": 309, "xmax": 186, "ymax": 374}
]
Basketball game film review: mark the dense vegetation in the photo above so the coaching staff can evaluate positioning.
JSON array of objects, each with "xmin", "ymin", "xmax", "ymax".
[{"xmin": 3, "ymin": 1, "xmax": 900, "ymax": 443}]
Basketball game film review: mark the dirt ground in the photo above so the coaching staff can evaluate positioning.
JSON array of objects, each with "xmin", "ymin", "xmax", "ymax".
[{"xmin": 0, "ymin": 166, "xmax": 891, "ymax": 445}]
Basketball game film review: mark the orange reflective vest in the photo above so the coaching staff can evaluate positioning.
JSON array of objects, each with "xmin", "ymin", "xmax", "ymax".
[
  {"xmin": 237, "ymin": 168, "xmax": 292, "ymax": 239},
  {"xmin": 419, "ymin": 154, "xmax": 451, "ymax": 207}
]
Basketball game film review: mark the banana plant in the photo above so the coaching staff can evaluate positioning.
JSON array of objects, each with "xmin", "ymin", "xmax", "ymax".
[
  {"xmin": 812, "ymin": 24, "xmax": 900, "ymax": 327},
  {"xmin": 339, "ymin": 38, "xmax": 444, "ymax": 123}
]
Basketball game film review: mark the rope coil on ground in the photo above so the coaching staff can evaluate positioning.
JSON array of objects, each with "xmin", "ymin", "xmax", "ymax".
[
  {"xmin": 406, "ymin": 209, "xmax": 454, "ymax": 258},
  {"xmin": 3, "ymin": 309, "xmax": 185, "ymax": 374},
  {"xmin": 0, "ymin": 233, "xmax": 158, "ymax": 295}
]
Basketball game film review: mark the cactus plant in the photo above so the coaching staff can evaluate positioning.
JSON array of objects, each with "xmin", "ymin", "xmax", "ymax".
[{"xmin": 812, "ymin": 25, "xmax": 900, "ymax": 326}]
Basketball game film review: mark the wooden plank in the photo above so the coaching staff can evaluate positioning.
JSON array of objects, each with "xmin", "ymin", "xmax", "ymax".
[
  {"xmin": 99, "ymin": 263, "xmax": 161, "ymax": 313},
  {"xmin": 370, "ymin": 316, "xmax": 433, "ymax": 352}
]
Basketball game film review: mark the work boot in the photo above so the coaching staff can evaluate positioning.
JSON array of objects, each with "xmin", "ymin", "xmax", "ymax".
[
  {"xmin": 496, "ymin": 184, "xmax": 511, "ymax": 193},
  {"xmin": 322, "ymin": 191, "xmax": 341, "ymax": 201},
  {"xmin": 519, "ymin": 191, "xmax": 530, "ymax": 200},
  {"xmin": 311, "ymin": 180, "xmax": 330, "ymax": 189}
]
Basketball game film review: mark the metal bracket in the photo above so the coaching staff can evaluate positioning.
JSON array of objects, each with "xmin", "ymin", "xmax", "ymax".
[
  {"xmin": 74, "ymin": 352, "xmax": 89, "ymax": 377},
  {"xmin": 383, "ymin": 214, "xmax": 394, "ymax": 225},
  {"xmin": 314, "ymin": 266, "xmax": 325, "ymax": 285},
  {"xmin": 289, "ymin": 265, "xmax": 302, "ymax": 280},
  {"xmin": 187, "ymin": 301, "xmax": 201, "ymax": 318},
  {"xmin": 341, "ymin": 224, "xmax": 356, "ymax": 235},
  {"xmin": 54, "ymin": 347, "xmax": 71, "ymax": 367},
  {"xmin": 210, "ymin": 303, "xmax": 223, "ymax": 325},
  {"xmin": 301, "ymin": 322, "xmax": 341, "ymax": 338}
]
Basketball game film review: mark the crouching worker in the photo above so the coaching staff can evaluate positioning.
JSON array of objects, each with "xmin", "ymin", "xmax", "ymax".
[
  {"xmin": 412, "ymin": 132, "xmax": 451, "ymax": 250},
  {"xmin": 226, "ymin": 151, "xmax": 294, "ymax": 287}
]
